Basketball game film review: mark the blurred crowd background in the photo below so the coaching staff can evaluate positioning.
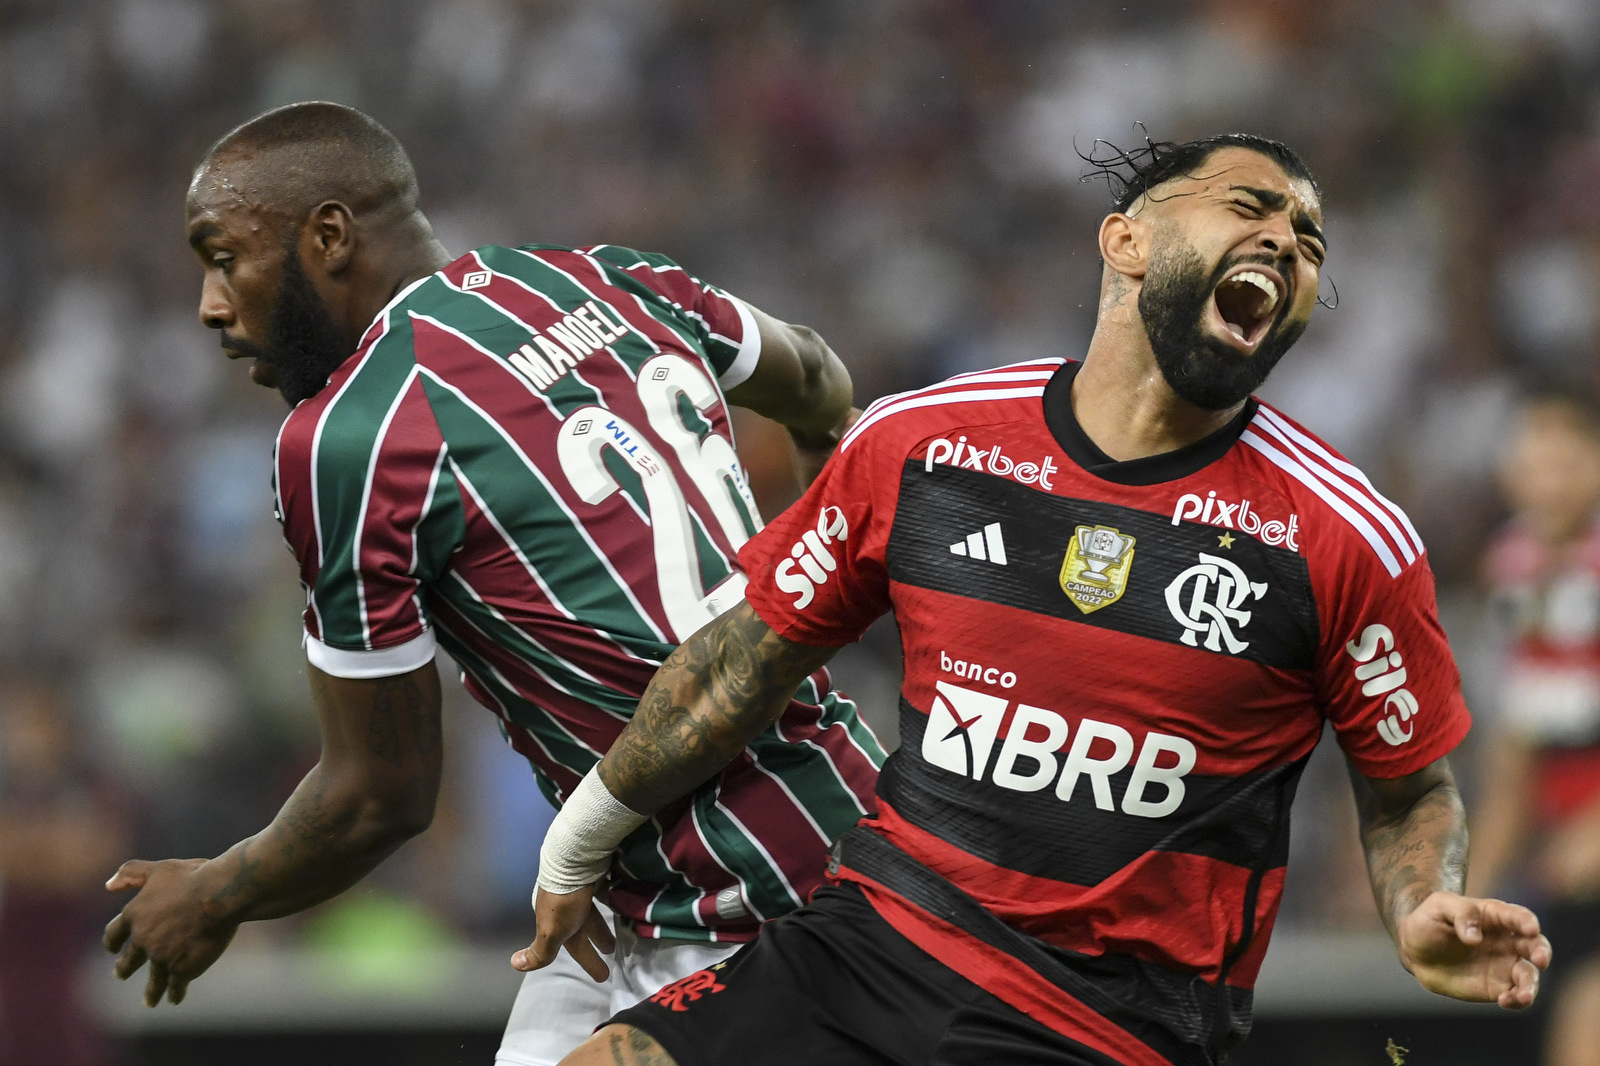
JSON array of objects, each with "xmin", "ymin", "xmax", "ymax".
[{"xmin": 1, "ymin": 0, "xmax": 1599, "ymax": 1061}]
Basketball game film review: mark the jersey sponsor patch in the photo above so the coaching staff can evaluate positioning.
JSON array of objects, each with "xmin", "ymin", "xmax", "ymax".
[
  {"xmin": 921, "ymin": 680, "xmax": 1197, "ymax": 819},
  {"xmin": 774, "ymin": 506, "xmax": 849, "ymax": 610},
  {"xmin": 884, "ymin": 700, "xmax": 1305, "ymax": 886},
  {"xmin": 1344, "ymin": 623, "xmax": 1421, "ymax": 746},
  {"xmin": 1171, "ymin": 490, "xmax": 1300, "ymax": 550},
  {"xmin": 886, "ymin": 462, "xmax": 1318, "ymax": 669},
  {"xmin": 924, "ymin": 434, "xmax": 1059, "ymax": 488}
]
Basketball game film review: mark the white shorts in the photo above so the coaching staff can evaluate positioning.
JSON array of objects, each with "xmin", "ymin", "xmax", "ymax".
[{"xmin": 495, "ymin": 907, "xmax": 743, "ymax": 1066}]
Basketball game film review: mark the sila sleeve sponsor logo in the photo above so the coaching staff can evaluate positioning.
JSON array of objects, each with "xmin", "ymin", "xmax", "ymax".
[
  {"xmin": 1172, "ymin": 491, "xmax": 1300, "ymax": 549},
  {"xmin": 922, "ymin": 680, "xmax": 1197, "ymax": 819},
  {"xmin": 774, "ymin": 506, "xmax": 849, "ymax": 610},
  {"xmin": 1345, "ymin": 623, "xmax": 1420, "ymax": 746},
  {"xmin": 925, "ymin": 436, "xmax": 1057, "ymax": 489}
]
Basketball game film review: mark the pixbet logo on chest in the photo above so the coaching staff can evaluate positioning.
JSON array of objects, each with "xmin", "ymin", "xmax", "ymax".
[
  {"xmin": 774, "ymin": 506, "xmax": 849, "ymax": 609},
  {"xmin": 923, "ymin": 680, "xmax": 1197, "ymax": 818},
  {"xmin": 926, "ymin": 436, "xmax": 1058, "ymax": 489},
  {"xmin": 1172, "ymin": 491, "xmax": 1300, "ymax": 549}
]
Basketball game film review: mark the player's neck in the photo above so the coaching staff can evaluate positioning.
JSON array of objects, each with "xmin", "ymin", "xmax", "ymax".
[
  {"xmin": 1072, "ymin": 334, "xmax": 1245, "ymax": 463},
  {"xmin": 345, "ymin": 233, "xmax": 454, "ymax": 341}
]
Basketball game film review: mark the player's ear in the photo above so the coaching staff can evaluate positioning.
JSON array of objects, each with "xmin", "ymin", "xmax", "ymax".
[
  {"xmin": 305, "ymin": 200, "xmax": 357, "ymax": 275},
  {"xmin": 1098, "ymin": 212, "xmax": 1148, "ymax": 281}
]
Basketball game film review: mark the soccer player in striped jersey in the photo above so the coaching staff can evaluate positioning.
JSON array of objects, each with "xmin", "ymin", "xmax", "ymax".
[
  {"xmin": 99, "ymin": 102, "xmax": 883, "ymax": 1064},
  {"xmin": 531, "ymin": 136, "xmax": 1554, "ymax": 1066}
]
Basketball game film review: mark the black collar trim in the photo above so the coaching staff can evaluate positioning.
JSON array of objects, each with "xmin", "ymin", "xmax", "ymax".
[{"xmin": 1041, "ymin": 361, "xmax": 1258, "ymax": 486}]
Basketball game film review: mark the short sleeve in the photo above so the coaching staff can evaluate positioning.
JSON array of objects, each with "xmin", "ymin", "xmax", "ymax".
[
  {"xmin": 274, "ymin": 369, "xmax": 462, "ymax": 679},
  {"xmin": 738, "ymin": 426, "xmax": 898, "ymax": 646},
  {"xmin": 587, "ymin": 246, "xmax": 761, "ymax": 388},
  {"xmin": 1315, "ymin": 553, "xmax": 1472, "ymax": 777}
]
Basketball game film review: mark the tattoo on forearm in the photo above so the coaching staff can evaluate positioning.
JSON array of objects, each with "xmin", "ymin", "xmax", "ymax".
[
  {"xmin": 206, "ymin": 842, "xmax": 265, "ymax": 910},
  {"xmin": 604, "ymin": 1026, "xmax": 674, "ymax": 1066},
  {"xmin": 601, "ymin": 604, "xmax": 833, "ymax": 814},
  {"xmin": 1357, "ymin": 778, "xmax": 1468, "ymax": 937}
]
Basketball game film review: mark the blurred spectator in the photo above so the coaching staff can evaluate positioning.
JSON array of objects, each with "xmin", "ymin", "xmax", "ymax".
[
  {"xmin": 0, "ymin": 673, "xmax": 129, "ymax": 1066},
  {"xmin": 1469, "ymin": 397, "xmax": 1600, "ymax": 1066}
]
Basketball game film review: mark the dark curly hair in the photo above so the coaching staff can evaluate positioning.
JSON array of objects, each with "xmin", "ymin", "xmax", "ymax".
[{"xmin": 1080, "ymin": 130, "xmax": 1319, "ymax": 213}]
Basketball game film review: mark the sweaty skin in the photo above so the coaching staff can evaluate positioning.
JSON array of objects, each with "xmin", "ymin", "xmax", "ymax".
[{"xmin": 537, "ymin": 146, "xmax": 1550, "ymax": 1066}]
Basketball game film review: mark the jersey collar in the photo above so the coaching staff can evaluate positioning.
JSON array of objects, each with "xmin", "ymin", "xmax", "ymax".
[{"xmin": 1042, "ymin": 360, "xmax": 1258, "ymax": 486}]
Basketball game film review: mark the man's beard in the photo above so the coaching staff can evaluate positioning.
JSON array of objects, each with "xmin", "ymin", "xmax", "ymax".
[
  {"xmin": 1138, "ymin": 239, "xmax": 1305, "ymax": 411},
  {"xmin": 233, "ymin": 246, "xmax": 351, "ymax": 407}
]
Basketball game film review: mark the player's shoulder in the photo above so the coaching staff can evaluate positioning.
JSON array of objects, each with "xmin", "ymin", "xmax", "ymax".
[
  {"xmin": 838, "ymin": 359, "xmax": 1066, "ymax": 462},
  {"xmin": 576, "ymin": 243, "xmax": 679, "ymax": 273},
  {"xmin": 1235, "ymin": 400, "xmax": 1427, "ymax": 579}
]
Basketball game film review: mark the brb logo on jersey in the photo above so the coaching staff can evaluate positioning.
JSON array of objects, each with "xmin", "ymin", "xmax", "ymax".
[
  {"xmin": 774, "ymin": 506, "xmax": 849, "ymax": 610},
  {"xmin": 925, "ymin": 436, "xmax": 1058, "ymax": 489},
  {"xmin": 1165, "ymin": 553, "xmax": 1268, "ymax": 654},
  {"xmin": 922, "ymin": 680, "xmax": 1197, "ymax": 819},
  {"xmin": 1345, "ymin": 623, "xmax": 1419, "ymax": 746}
]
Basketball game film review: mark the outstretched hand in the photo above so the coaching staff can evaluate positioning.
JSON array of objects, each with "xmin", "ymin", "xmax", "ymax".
[
  {"xmin": 1397, "ymin": 891, "xmax": 1552, "ymax": 1009},
  {"xmin": 511, "ymin": 883, "xmax": 616, "ymax": 982},
  {"xmin": 103, "ymin": 858, "xmax": 239, "ymax": 1007}
]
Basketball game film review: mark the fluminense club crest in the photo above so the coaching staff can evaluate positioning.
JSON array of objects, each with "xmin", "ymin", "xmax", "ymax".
[{"xmin": 1059, "ymin": 524, "xmax": 1137, "ymax": 614}]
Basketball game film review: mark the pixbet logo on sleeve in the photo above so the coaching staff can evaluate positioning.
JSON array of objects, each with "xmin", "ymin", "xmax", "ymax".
[
  {"xmin": 774, "ymin": 506, "xmax": 849, "ymax": 609},
  {"xmin": 1345, "ymin": 623, "xmax": 1420, "ymax": 746}
]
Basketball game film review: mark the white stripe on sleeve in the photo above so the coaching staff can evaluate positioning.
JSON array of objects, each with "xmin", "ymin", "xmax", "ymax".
[
  {"xmin": 717, "ymin": 296, "xmax": 763, "ymax": 390},
  {"xmin": 1241, "ymin": 430, "xmax": 1402, "ymax": 577},
  {"xmin": 305, "ymin": 628, "xmax": 437, "ymax": 678}
]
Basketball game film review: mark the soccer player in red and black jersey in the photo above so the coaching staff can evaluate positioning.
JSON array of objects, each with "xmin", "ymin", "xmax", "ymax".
[{"xmin": 525, "ymin": 135, "xmax": 1554, "ymax": 1066}]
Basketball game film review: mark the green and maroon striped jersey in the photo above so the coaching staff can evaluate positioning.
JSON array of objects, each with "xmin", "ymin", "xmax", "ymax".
[{"xmin": 273, "ymin": 244, "xmax": 885, "ymax": 941}]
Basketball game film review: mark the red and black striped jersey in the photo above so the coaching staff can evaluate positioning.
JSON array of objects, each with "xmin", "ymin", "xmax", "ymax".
[{"xmin": 739, "ymin": 359, "xmax": 1471, "ymax": 1064}]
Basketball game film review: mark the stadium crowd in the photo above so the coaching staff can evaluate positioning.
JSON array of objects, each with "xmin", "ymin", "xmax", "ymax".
[{"xmin": 0, "ymin": 0, "xmax": 1597, "ymax": 1061}]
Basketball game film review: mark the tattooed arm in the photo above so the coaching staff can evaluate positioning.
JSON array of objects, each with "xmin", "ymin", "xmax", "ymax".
[
  {"xmin": 513, "ymin": 603, "xmax": 838, "ymax": 978},
  {"xmin": 105, "ymin": 662, "xmax": 443, "ymax": 1006},
  {"xmin": 1349, "ymin": 756, "xmax": 1551, "ymax": 1008},
  {"xmin": 598, "ymin": 601, "xmax": 838, "ymax": 814}
]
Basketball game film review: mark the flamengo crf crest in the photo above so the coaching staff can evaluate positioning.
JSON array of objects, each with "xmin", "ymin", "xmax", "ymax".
[{"xmin": 1059, "ymin": 524, "xmax": 1136, "ymax": 614}]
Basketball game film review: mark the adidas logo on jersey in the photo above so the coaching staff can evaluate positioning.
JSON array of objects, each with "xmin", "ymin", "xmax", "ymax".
[
  {"xmin": 948, "ymin": 522, "xmax": 1007, "ymax": 565},
  {"xmin": 1345, "ymin": 623, "xmax": 1419, "ymax": 746},
  {"xmin": 923, "ymin": 680, "xmax": 1196, "ymax": 819}
]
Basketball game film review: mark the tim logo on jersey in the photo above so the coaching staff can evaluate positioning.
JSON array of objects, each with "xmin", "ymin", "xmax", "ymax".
[
  {"xmin": 774, "ymin": 506, "xmax": 849, "ymax": 609},
  {"xmin": 1345, "ymin": 623, "xmax": 1420, "ymax": 746},
  {"xmin": 922, "ymin": 680, "xmax": 1196, "ymax": 819}
]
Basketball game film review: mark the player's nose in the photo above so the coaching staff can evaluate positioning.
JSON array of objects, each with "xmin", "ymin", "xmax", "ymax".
[
  {"xmin": 1247, "ymin": 213, "xmax": 1297, "ymax": 262},
  {"xmin": 198, "ymin": 273, "xmax": 233, "ymax": 331}
]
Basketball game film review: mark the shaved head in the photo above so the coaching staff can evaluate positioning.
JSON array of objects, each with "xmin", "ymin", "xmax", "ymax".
[
  {"xmin": 187, "ymin": 102, "xmax": 449, "ymax": 407},
  {"xmin": 195, "ymin": 101, "xmax": 419, "ymax": 226}
]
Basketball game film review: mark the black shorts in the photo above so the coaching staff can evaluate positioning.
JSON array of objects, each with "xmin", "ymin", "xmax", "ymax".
[{"xmin": 609, "ymin": 884, "xmax": 1125, "ymax": 1066}]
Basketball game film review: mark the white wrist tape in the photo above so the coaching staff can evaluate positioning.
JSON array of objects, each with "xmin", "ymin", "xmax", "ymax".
[{"xmin": 536, "ymin": 767, "xmax": 649, "ymax": 897}]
